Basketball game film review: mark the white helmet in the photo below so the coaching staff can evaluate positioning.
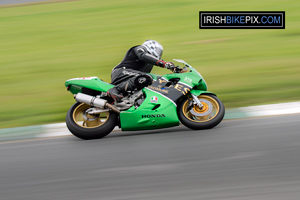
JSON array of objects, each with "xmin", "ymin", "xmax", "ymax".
[{"xmin": 142, "ymin": 40, "xmax": 163, "ymax": 59}]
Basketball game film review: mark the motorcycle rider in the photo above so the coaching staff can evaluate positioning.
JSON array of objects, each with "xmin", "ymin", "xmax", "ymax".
[{"xmin": 107, "ymin": 40, "xmax": 176, "ymax": 102}]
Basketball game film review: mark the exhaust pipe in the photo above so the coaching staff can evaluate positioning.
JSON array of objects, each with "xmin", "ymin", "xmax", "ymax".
[
  {"xmin": 105, "ymin": 103, "xmax": 121, "ymax": 114},
  {"xmin": 75, "ymin": 93, "xmax": 107, "ymax": 108},
  {"xmin": 74, "ymin": 93, "xmax": 120, "ymax": 114}
]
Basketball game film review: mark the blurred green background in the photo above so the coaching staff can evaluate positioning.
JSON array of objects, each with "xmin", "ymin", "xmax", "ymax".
[{"xmin": 0, "ymin": 0, "xmax": 299, "ymax": 128}]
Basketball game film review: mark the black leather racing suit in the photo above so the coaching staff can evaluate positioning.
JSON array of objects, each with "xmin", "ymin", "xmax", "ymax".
[{"xmin": 110, "ymin": 45, "xmax": 161, "ymax": 95}]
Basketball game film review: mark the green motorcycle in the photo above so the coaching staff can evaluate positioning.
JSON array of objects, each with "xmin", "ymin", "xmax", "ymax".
[{"xmin": 65, "ymin": 59, "xmax": 225, "ymax": 140}]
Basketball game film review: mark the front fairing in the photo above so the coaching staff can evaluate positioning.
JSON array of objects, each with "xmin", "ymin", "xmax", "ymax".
[
  {"xmin": 145, "ymin": 60, "xmax": 208, "ymax": 105},
  {"xmin": 150, "ymin": 59, "xmax": 207, "ymax": 91},
  {"xmin": 172, "ymin": 59, "xmax": 207, "ymax": 91}
]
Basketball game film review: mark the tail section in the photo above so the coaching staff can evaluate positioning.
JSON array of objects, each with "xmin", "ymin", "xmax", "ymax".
[{"xmin": 65, "ymin": 77, "xmax": 114, "ymax": 95}]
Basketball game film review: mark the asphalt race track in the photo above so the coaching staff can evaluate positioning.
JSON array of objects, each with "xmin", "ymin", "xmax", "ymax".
[{"xmin": 1, "ymin": 114, "xmax": 300, "ymax": 200}]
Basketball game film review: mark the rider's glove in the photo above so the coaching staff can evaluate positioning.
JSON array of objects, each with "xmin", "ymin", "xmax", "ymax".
[
  {"xmin": 156, "ymin": 60, "xmax": 166, "ymax": 67},
  {"xmin": 164, "ymin": 62, "xmax": 175, "ymax": 70}
]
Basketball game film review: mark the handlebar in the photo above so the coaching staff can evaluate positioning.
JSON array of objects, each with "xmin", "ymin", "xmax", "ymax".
[{"xmin": 172, "ymin": 66, "xmax": 189, "ymax": 73}]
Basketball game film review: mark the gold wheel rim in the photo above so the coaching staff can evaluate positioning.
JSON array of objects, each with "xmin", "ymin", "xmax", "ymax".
[
  {"xmin": 183, "ymin": 95, "xmax": 220, "ymax": 123},
  {"xmin": 72, "ymin": 103, "xmax": 109, "ymax": 128}
]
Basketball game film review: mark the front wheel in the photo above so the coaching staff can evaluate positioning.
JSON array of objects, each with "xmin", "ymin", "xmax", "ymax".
[
  {"xmin": 66, "ymin": 102, "xmax": 118, "ymax": 140},
  {"xmin": 178, "ymin": 94, "xmax": 225, "ymax": 130}
]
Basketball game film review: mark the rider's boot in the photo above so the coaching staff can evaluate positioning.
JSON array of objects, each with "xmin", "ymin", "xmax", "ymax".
[
  {"xmin": 107, "ymin": 87, "xmax": 124, "ymax": 102},
  {"xmin": 107, "ymin": 81, "xmax": 135, "ymax": 102}
]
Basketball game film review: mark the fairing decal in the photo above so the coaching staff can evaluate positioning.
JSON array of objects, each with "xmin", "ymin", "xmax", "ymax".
[
  {"xmin": 147, "ymin": 77, "xmax": 192, "ymax": 103},
  {"xmin": 145, "ymin": 87, "xmax": 177, "ymax": 107}
]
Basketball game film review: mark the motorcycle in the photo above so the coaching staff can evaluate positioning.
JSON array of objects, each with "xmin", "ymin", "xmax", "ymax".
[{"xmin": 65, "ymin": 59, "xmax": 225, "ymax": 140}]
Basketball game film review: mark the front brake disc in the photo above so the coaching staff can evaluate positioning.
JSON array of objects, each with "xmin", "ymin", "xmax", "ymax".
[{"xmin": 189, "ymin": 99, "xmax": 213, "ymax": 117}]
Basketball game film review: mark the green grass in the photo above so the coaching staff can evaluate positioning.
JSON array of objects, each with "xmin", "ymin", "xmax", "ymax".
[{"xmin": 0, "ymin": 0, "xmax": 299, "ymax": 128}]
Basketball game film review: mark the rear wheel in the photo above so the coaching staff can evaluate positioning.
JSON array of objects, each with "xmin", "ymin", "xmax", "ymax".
[
  {"xmin": 178, "ymin": 94, "xmax": 225, "ymax": 130},
  {"xmin": 66, "ymin": 102, "xmax": 118, "ymax": 140}
]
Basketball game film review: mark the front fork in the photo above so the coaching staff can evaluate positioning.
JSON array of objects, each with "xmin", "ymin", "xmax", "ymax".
[{"xmin": 191, "ymin": 94, "xmax": 204, "ymax": 109}]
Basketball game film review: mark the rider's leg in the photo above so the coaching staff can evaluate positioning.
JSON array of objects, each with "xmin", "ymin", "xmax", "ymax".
[{"xmin": 107, "ymin": 69, "xmax": 152, "ymax": 102}]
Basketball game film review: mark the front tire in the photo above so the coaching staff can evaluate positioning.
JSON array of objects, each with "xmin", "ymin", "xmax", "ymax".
[
  {"xmin": 66, "ymin": 102, "xmax": 118, "ymax": 140},
  {"xmin": 178, "ymin": 94, "xmax": 225, "ymax": 130}
]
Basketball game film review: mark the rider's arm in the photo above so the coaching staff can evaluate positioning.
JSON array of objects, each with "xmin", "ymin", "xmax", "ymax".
[
  {"xmin": 133, "ymin": 46, "xmax": 175, "ymax": 69},
  {"xmin": 133, "ymin": 46, "xmax": 160, "ymax": 65}
]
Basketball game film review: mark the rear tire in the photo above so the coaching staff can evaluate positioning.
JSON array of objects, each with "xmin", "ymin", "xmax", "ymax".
[
  {"xmin": 178, "ymin": 94, "xmax": 225, "ymax": 130},
  {"xmin": 66, "ymin": 102, "xmax": 118, "ymax": 140}
]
